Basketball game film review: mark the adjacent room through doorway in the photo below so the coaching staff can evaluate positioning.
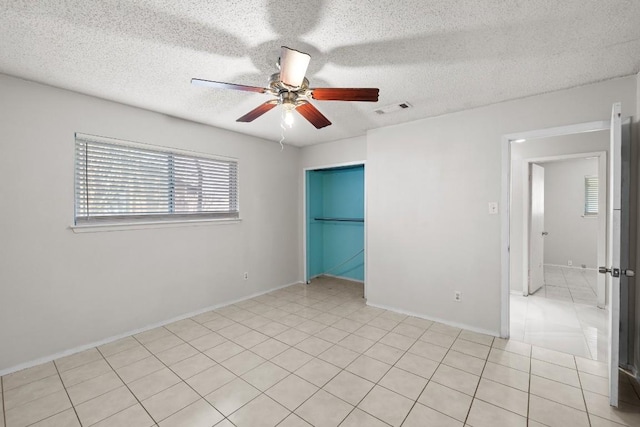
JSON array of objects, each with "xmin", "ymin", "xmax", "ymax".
[
  {"xmin": 508, "ymin": 130, "xmax": 609, "ymax": 361},
  {"xmin": 532, "ymin": 157, "xmax": 600, "ymax": 305}
]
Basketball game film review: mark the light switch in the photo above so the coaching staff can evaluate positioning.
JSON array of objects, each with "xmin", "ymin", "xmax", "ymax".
[{"xmin": 488, "ymin": 202, "xmax": 499, "ymax": 214}]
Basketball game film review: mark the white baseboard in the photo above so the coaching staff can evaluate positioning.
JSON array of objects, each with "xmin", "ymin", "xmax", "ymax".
[
  {"xmin": 321, "ymin": 274, "xmax": 364, "ymax": 284},
  {"xmin": 0, "ymin": 281, "xmax": 302, "ymax": 377},
  {"xmin": 365, "ymin": 301, "xmax": 499, "ymax": 338},
  {"xmin": 544, "ymin": 263, "xmax": 597, "ymax": 271}
]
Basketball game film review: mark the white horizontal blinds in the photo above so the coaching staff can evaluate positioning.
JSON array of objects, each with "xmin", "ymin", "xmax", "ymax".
[
  {"xmin": 584, "ymin": 176, "xmax": 598, "ymax": 216},
  {"xmin": 171, "ymin": 153, "xmax": 238, "ymax": 214},
  {"xmin": 75, "ymin": 134, "xmax": 238, "ymax": 224}
]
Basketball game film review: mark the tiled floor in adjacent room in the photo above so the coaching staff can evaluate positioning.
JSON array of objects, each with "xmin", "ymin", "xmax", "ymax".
[
  {"xmin": 536, "ymin": 265, "xmax": 599, "ymax": 305},
  {"xmin": 2, "ymin": 276, "xmax": 640, "ymax": 427},
  {"xmin": 509, "ymin": 292, "xmax": 608, "ymax": 361},
  {"xmin": 510, "ymin": 264, "xmax": 608, "ymax": 361}
]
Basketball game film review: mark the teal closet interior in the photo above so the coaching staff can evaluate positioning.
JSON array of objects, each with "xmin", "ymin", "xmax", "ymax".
[{"xmin": 306, "ymin": 164, "xmax": 364, "ymax": 283}]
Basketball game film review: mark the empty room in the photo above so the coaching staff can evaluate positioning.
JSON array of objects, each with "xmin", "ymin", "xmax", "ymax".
[{"xmin": 1, "ymin": 1, "xmax": 640, "ymax": 426}]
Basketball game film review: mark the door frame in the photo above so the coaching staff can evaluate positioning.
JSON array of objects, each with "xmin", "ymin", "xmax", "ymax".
[
  {"xmin": 302, "ymin": 160, "xmax": 367, "ymax": 297},
  {"xmin": 501, "ymin": 120, "xmax": 610, "ymax": 337},
  {"xmin": 521, "ymin": 152, "xmax": 607, "ymax": 308}
]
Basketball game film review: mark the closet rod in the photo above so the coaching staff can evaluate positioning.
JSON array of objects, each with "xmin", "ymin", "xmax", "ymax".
[{"xmin": 314, "ymin": 217, "xmax": 364, "ymax": 222}]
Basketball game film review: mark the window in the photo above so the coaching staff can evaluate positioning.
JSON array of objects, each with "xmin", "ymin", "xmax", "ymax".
[
  {"xmin": 584, "ymin": 175, "xmax": 598, "ymax": 216},
  {"xmin": 74, "ymin": 133, "xmax": 238, "ymax": 225}
]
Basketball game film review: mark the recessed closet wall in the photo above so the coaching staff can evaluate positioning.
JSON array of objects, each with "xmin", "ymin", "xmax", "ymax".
[{"xmin": 306, "ymin": 165, "xmax": 365, "ymax": 282}]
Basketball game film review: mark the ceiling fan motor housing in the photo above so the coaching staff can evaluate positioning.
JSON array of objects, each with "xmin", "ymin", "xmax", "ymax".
[{"xmin": 269, "ymin": 73, "xmax": 310, "ymax": 108}]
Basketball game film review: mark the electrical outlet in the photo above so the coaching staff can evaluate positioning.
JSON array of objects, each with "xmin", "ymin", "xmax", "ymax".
[
  {"xmin": 568, "ymin": 260, "xmax": 573, "ymax": 266},
  {"xmin": 243, "ymin": 272, "xmax": 249, "ymax": 280},
  {"xmin": 488, "ymin": 202, "xmax": 499, "ymax": 215},
  {"xmin": 454, "ymin": 291, "xmax": 462, "ymax": 302}
]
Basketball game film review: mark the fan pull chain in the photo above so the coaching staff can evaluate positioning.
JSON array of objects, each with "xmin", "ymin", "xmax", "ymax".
[{"xmin": 279, "ymin": 109, "xmax": 286, "ymax": 151}]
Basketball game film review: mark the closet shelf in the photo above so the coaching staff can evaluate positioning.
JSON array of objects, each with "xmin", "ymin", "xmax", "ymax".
[{"xmin": 314, "ymin": 217, "xmax": 364, "ymax": 222}]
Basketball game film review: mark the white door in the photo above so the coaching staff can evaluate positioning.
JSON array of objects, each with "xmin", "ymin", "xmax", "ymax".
[
  {"xmin": 605, "ymin": 102, "xmax": 622, "ymax": 407},
  {"xmin": 529, "ymin": 163, "xmax": 545, "ymax": 295}
]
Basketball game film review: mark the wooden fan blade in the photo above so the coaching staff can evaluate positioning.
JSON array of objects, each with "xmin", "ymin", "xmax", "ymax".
[
  {"xmin": 311, "ymin": 88, "xmax": 379, "ymax": 102},
  {"xmin": 237, "ymin": 101, "xmax": 278, "ymax": 122},
  {"xmin": 279, "ymin": 46, "xmax": 311, "ymax": 87},
  {"xmin": 191, "ymin": 78, "xmax": 267, "ymax": 93},
  {"xmin": 296, "ymin": 102, "xmax": 332, "ymax": 129}
]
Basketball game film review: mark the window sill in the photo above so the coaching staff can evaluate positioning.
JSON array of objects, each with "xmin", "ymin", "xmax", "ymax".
[{"xmin": 70, "ymin": 218, "xmax": 241, "ymax": 233}]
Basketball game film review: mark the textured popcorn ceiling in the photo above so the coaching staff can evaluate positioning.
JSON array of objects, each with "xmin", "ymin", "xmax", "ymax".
[{"xmin": 1, "ymin": 1, "xmax": 639, "ymax": 147}]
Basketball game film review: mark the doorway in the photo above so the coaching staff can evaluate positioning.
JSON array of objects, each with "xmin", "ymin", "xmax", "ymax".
[
  {"xmin": 514, "ymin": 141, "xmax": 609, "ymax": 359},
  {"xmin": 502, "ymin": 109, "xmax": 634, "ymax": 407},
  {"xmin": 502, "ymin": 124, "xmax": 612, "ymax": 360},
  {"xmin": 304, "ymin": 163, "xmax": 366, "ymax": 296},
  {"xmin": 527, "ymin": 156, "xmax": 605, "ymax": 307}
]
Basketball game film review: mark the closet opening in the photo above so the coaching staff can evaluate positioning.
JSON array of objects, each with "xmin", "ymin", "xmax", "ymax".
[{"xmin": 304, "ymin": 163, "xmax": 365, "ymax": 297}]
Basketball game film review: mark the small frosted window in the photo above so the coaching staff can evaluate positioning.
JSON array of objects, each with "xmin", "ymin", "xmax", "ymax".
[{"xmin": 584, "ymin": 176, "xmax": 598, "ymax": 216}]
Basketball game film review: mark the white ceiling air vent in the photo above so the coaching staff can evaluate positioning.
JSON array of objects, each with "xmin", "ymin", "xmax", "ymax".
[{"xmin": 374, "ymin": 102, "xmax": 412, "ymax": 115}]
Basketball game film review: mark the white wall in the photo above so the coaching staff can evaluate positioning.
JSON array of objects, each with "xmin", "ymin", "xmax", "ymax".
[
  {"xmin": 0, "ymin": 74, "xmax": 301, "ymax": 372},
  {"xmin": 366, "ymin": 76, "xmax": 637, "ymax": 335},
  {"xmin": 300, "ymin": 136, "xmax": 366, "ymax": 169},
  {"xmin": 542, "ymin": 158, "xmax": 599, "ymax": 269}
]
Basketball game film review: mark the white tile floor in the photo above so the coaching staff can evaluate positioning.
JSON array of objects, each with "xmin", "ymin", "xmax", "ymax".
[
  {"xmin": 536, "ymin": 265, "xmax": 599, "ymax": 305},
  {"xmin": 510, "ymin": 265, "xmax": 608, "ymax": 361},
  {"xmin": 2, "ymin": 276, "xmax": 640, "ymax": 426}
]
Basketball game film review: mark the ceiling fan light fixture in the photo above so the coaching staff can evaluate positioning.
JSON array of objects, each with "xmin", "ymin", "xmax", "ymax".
[
  {"xmin": 281, "ymin": 100, "xmax": 297, "ymax": 128},
  {"xmin": 284, "ymin": 108, "xmax": 295, "ymax": 127}
]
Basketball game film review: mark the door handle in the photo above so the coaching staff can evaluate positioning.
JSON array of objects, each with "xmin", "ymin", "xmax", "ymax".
[
  {"xmin": 599, "ymin": 267, "xmax": 635, "ymax": 278},
  {"xmin": 541, "ymin": 231, "xmax": 549, "ymax": 236}
]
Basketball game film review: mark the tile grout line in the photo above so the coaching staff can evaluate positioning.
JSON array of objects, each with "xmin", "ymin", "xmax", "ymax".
[
  {"xmin": 95, "ymin": 345, "xmax": 159, "ymax": 425},
  {"xmin": 397, "ymin": 328, "xmax": 466, "ymax": 426},
  {"xmin": 217, "ymin": 286, "xmax": 370, "ymax": 425},
  {"xmin": 342, "ymin": 320, "xmax": 498, "ymax": 424},
  {"xmin": 51, "ymin": 360, "xmax": 82, "ymax": 426},
  {"xmin": 0, "ymin": 371, "xmax": 72, "ymax": 420},
  {"xmin": 272, "ymin": 305, "xmax": 401, "ymax": 426},
  {"xmin": 574, "ymin": 355, "xmax": 594, "ymax": 427},
  {"xmin": 0, "ymin": 372, "xmax": 60, "ymax": 396},
  {"xmin": 256, "ymin": 298, "xmax": 429, "ymax": 425},
  {"xmin": 330, "ymin": 313, "xmax": 437, "ymax": 426},
  {"xmin": 527, "ymin": 344, "xmax": 533, "ymax": 424},
  {"xmin": 461, "ymin": 330, "xmax": 487, "ymax": 426},
  {"xmin": 130, "ymin": 331, "xmax": 243, "ymax": 424},
  {"xmin": 1, "ymin": 368, "xmax": 82, "ymax": 426},
  {"xmin": 314, "ymin": 314, "xmax": 429, "ymax": 424},
  {"xmin": 1, "ymin": 377, "xmax": 6, "ymax": 427},
  {"xmin": 14, "ymin": 280, "xmax": 611, "ymax": 427},
  {"xmin": 126, "ymin": 286, "xmax": 366, "ymax": 424}
]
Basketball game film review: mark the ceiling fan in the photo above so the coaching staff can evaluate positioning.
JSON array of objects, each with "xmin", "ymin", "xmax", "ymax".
[{"xmin": 192, "ymin": 46, "xmax": 379, "ymax": 129}]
